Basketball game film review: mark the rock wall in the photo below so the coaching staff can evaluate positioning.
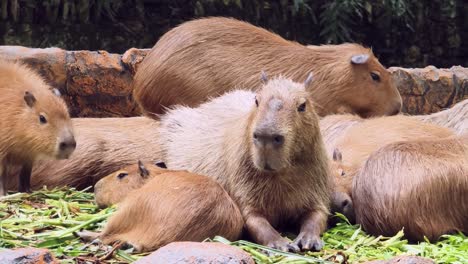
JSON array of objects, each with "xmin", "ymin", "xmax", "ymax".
[{"xmin": 0, "ymin": 46, "xmax": 466, "ymax": 117}]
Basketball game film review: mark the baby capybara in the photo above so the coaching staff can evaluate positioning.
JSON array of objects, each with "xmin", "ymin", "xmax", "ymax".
[
  {"xmin": 353, "ymin": 134, "xmax": 468, "ymax": 241},
  {"xmin": 328, "ymin": 116, "xmax": 454, "ymax": 220},
  {"xmin": 89, "ymin": 161, "xmax": 243, "ymax": 252},
  {"xmin": 94, "ymin": 160, "xmax": 166, "ymax": 208},
  {"xmin": 158, "ymin": 73, "xmax": 331, "ymax": 252},
  {"xmin": 0, "ymin": 60, "xmax": 76, "ymax": 196},
  {"xmin": 133, "ymin": 17, "xmax": 401, "ymax": 117}
]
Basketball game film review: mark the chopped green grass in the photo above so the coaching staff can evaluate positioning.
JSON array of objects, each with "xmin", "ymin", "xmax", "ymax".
[{"xmin": 0, "ymin": 187, "xmax": 466, "ymax": 263}]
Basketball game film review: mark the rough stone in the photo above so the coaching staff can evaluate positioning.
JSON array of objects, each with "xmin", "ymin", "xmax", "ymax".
[
  {"xmin": 0, "ymin": 248, "xmax": 59, "ymax": 264},
  {"xmin": 363, "ymin": 255, "xmax": 436, "ymax": 264},
  {"xmin": 0, "ymin": 46, "xmax": 466, "ymax": 117},
  {"xmin": 133, "ymin": 242, "xmax": 255, "ymax": 264}
]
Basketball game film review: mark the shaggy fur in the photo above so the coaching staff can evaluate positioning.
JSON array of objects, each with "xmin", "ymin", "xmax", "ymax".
[
  {"xmin": 133, "ymin": 17, "xmax": 401, "ymax": 118},
  {"xmin": 414, "ymin": 99, "xmax": 467, "ymax": 135},
  {"xmin": 0, "ymin": 60, "xmax": 75, "ymax": 195},
  {"xmin": 353, "ymin": 134, "xmax": 468, "ymax": 241},
  {"xmin": 158, "ymin": 75, "xmax": 331, "ymax": 251}
]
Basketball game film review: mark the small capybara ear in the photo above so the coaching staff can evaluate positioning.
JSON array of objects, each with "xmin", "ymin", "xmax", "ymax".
[
  {"xmin": 333, "ymin": 148, "xmax": 343, "ymax": 162},
  {"xmin": 52, "ymin": 88, "xmax": 62, "ymax": 97},
  {"xmin": 138, "ymin": 160, "xmax": 150, "ymax": 178},
  {"xmin": 260, "ymin": 70, "xmax": 268, "ymax": 83},
  {"xmin": 154, "ymin": 161, "xmax": 167, "ymax": 169},
  {"xmin": 24, "ymin": 91, "xmax": 36, "ymax": 107},
  {"xmin": 350, "ymin": 54, "xmax": 370, "ymax": 65},
  {"xmin": 304, "ymin": 72, "xmax": 314, "ymax": 87}
]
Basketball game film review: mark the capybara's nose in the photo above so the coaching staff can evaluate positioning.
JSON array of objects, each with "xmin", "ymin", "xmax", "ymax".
[
  {"xmin": 59, "ymin": 136, "xmax": 77, "ymax": 152},
  {"xmin": 253, "ymin": 131, "xmax": 284, "ymax": 147},
  {"xmin": 390, "ymin": 101, "xmax": 402, "ymax": 116},
  {"xmin": 331, "ymin": 192, "xmax": 356, "ymax": 223}
]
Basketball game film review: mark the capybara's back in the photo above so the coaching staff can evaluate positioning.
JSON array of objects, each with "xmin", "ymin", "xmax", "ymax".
[
  {"xmin": 353, "ymin": 134, "xmax": 468, "ymax": 241},
  {"xmin": 0, "ymin": 60, "xmax": 75, "ymax": 195},
  {"xmin": 414, "ymin": 99, "xmax": 468, "ymax": 135},
  {"xmin": 99, "ymin": 163, "xmax": 244, "ymax": 252},
  {"xmin": 133, "ymin": 17, "xmax": 401, "ymax": 118}
]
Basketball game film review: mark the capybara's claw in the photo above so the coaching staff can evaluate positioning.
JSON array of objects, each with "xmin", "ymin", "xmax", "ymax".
[{"xmin": 293, "ymin": 233, "xmax": 324, "ymax": 252}]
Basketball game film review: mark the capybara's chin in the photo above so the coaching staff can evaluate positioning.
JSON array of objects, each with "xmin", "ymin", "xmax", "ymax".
[{"xmin": 252, "ymin": 152, "xmax": 288, "ymax": 172}]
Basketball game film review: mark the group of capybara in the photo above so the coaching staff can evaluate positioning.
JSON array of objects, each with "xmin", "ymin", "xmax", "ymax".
[{"xmin": 0, "ymin": 17, "xmax": 467, "ymax": 254}]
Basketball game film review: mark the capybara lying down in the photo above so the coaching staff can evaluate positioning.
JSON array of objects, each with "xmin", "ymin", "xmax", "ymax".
[
  {"xmin": 327, "ymin": 115, "xmax": 455, "ymax": 221},
  {"xmin": 5, "ymin": 117, "xmax": 162, "ymax": 191},
  {"xmin": 133, "ymin": 17, "xmax": 402, "ymax": 118},
  {"xmin": 0, "ymin": 60, "xmax": 75, "ymax": 196},
  {"xmin": 414, "ymin": 99, "xmax": 467, "ymax": 135},
  {"xmin": 157, "ymin": 73, "xmax": 331, "ymax": 252},
  {"xmin": 94, "ymin": 160, "xmax": 166, "ymax": 208},
  {"xmin": 353, "ymin": 134, "xmax": 468, "ymax": 241},
  {"xmin": 87, "ymin": 161, "xmax": 243, "ymax": 253}
]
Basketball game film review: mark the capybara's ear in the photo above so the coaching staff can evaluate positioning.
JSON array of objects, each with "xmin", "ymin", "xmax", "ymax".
[
  {"xmin": 154, "ymin": 161, "xmax": 167, "ymax": 169},
  {"xmin": 138, "ymin": 160, "xmax": 150, "ymax": 178},
  {"xmin": 260, "ymin": 70, "xmax": 268, "ymax": 84},
  {"xmin": 304, "ymin": 72, "xmax": 314, "ymax": 87},
  {"xmin": 333, "ymin": 148, "xmax": 343, "ymax": 162},
  {"xmin": 52, "ymin": 88, "xmax": 62, "ymax": 97},
  {"xmin": 24, "ymin": 91, "xmax": 36, "ymax": 107},
  {"xmin": 350, "ymin": 54, "xmax": 370, "ymax": 65}
]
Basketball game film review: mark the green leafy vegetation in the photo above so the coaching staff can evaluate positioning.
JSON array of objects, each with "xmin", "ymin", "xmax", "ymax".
[{"xmin": 0, "ymin": 187, "xmax": 466, "ymax": 263}]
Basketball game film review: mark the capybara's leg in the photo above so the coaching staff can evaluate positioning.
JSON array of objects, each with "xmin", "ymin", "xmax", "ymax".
[
  {"xmin": 0, "ymin": 165, "xmax": 5, "ymax": 196},
  {"xmin": 18, "ymin": 162, "xmax": 32, "ymax": 193},
  {"xmin": 245, "ymin": 213, "xmax": 299, "ymax": 252},
  {"xmin": 292, "ymin": 210, "xmax": 327, "ymax": 252}
]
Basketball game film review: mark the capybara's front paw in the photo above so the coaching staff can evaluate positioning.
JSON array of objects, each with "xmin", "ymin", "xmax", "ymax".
[
  {"xmin": 292, "ymin": 232, "xmax": 324, "ymax": 252},
  {"xmin": 266, "ymin": 237, "xmax": 299, "ymax": 252}
]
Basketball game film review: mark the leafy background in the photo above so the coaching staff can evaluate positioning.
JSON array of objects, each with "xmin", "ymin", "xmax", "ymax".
[{"xmin": 0, "ymin": 0, "xmax": 467, "ymax": 68}]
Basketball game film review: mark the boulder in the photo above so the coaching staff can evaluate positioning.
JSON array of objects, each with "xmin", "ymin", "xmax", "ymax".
[{"xmin": 0, "ymin": 248, "xmax": 58, "ymax": 264}]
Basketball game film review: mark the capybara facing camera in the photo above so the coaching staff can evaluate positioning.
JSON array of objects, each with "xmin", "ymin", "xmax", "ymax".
[
  {"xmin": 158, "ymin": 73, "xmax": 331, "ymax": 252},
  {"xmin": 0, "ymin": 60, "xmax": 76, "ymax": 196},
  {"xmin": 133, "ymin": 17, "xmax": 402, "ymax": 118}
]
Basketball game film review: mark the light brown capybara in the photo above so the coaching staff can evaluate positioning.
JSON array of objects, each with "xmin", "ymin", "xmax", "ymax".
[
  {"xmin": 353, "ymin": 134, "xmax": 468, "ymax": 241},
  {"xmin": 414, "ymin": 99, "xmax": 467, "ymax": 135},
  {"xmin": 0, "ymin": 60, "xmax": 76, "ymax": 196},
  {"xmin": 93, "ymin": 160, "xmax": 167, "ymax": 208},
  {"xmin": 84, "ymin": 161, "xmax": 244, "ymax": 253},
  {"xmin": 328, "ymin": 116, "xmax": 455, "ymax": 221},
  {"xmin": 157, "ymin": 73, "xmax": 331, "ymax": 252},
  {"xmin": 133, "ymin": 17, "xmax": 402, "ymax": 118},
  {"xmin": 5, "ymin": 116, "xmax": 162, "ymax": 191}
]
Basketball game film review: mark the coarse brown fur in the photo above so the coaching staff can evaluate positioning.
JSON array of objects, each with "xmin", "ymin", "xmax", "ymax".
[
  {"xmin": 158, "ymin": 75, "xmax": 331, "ymax": 252},
  {"xmin": 5, "ymin": 117, "xmax": 162, "ymax": 191},
  {"xmin": 94, "ymin": 161, "xmax": 167, "ymax": 208},
  {"xmin": 413, "ymin": 99, "xmax": 467, "ymax": 135},
  {"xmin": 94, "ymin": 162, "xmax": 244, "ymax": 252},
  {"xmin": 319, "ymin": 114, "xmax": 364, "ymax": 155},
  {"xmin": 328, "ymin": 115, "xmax": 455, "ymax": 221},
  {"xmin": 133, "ymin": 17, "xmax": 401, "ymax": 118},
  {"xmin": 0, "ymin": 60, "xmax": 75, "ymax": 195},
  {"xmin": 353, "ymin": 134, "xmax": 468, "ymax": 241}
]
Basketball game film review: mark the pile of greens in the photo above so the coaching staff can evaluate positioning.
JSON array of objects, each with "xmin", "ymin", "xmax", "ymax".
[{"xmin": 0, "ymin": 187, "xmax": 466, "ymax": 263}]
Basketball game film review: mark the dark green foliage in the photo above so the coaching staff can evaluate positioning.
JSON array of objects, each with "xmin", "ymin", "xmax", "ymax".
[{"xmin": 0, "ymin": 0, "xmax": 465, "ymax": 67}]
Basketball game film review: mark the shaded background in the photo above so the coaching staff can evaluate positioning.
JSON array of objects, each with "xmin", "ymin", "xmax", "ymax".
[{"xmin": 0, "ymin": 0, "xmax": 466, "ymax": 68}]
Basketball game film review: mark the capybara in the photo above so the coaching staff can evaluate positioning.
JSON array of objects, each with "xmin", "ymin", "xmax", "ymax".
[
  {"xmin": 94, "ymin": 160, "xmax": 167, "ymax": 208},
  {"xmin": 328, "ymin": 116, "xmax": 455, "ymax": 220},
  {"xmin": 319, "ymin": 114, "xmax": 364, "ymax": 155},
  {"xmin": 414, "ymin": 99, "xmax": 467, "ymax": 135},
  {"xmin": 133, "ymin": 17, "xmax": 402, "ymax": 118},
  {"xmin": 353, "ymin": 134, "xmax": 468, "ymax": 241},
  {"xmin": 87, "ymin": 161, "xmax": 244, "ymax": 252},
  {"xmin": 5, "ymin": 117, "xmax": 162, "ymax": 191},
  {"xmin": 0, "ymin": 60, "xmax": 76, "ymax": 196},
  {"xmin": 158, "ymin": 73, "xmax": 331, "ymax": 252}
]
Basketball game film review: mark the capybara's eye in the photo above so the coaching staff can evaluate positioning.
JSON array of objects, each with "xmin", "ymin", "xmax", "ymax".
[
  {"xmin": 117, "ymin": 172, "xmax": 128, "ymax": 179},
  {"xmin": 39, "ymin": 114, "xmax": 47, "ymax": 124},
  {"xmin": 297, "ymin": 102, "xmax": 306, "ymax": 112},
  {"xmin": 255, "ymin": 98, "xmax": 259, "ymax": 107},
  {"xmin": 370, "ymin": 72, "xmax": 381, "ymax": 82}
]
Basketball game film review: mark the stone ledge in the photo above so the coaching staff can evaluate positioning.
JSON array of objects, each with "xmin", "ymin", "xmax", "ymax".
[{"xmin": 1, "ymin": 46, "xmax": 466, "ymax": 117}]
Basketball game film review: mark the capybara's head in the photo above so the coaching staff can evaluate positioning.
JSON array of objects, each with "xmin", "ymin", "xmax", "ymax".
[
  {"xmin": 94, "ymin": 160, "xmax": 167, "ymax": 208},
  {"xmin": 4, "ymin": 62, "xmax": 76, "ymax": 160},
  {"xmin": 307, "ymin": 44, "xmax": 402, "ymax": 117},
  {"xmin": 249, "ymin": 72, "xmax": 319, "ymax": 172},
  {"xmin": 329, "ymin": 148, "xmax": 355, "ymax": 223}
]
